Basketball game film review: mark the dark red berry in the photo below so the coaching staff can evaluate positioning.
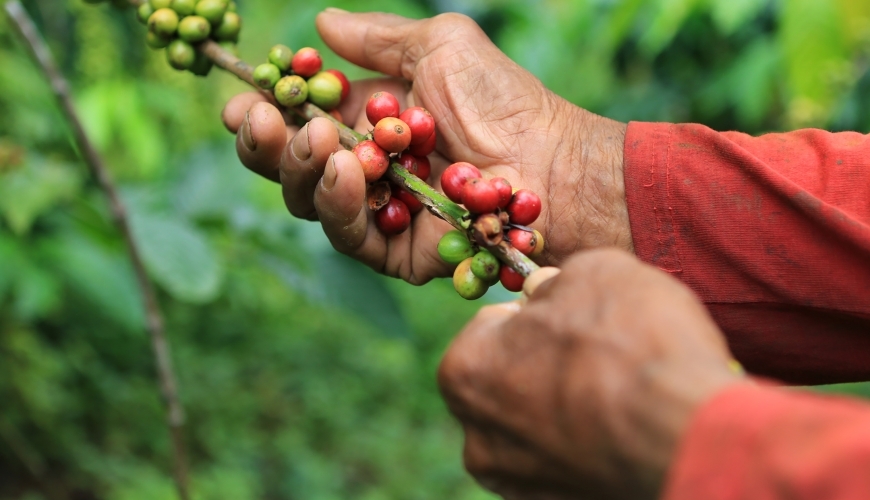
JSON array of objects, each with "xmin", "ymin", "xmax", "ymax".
[
  {"xmin": 325, "ymin": 69, "xmax": 350, "ymax": 102},
  {"xmin": 399, "ymin": 107, "xmax": 435, "ymax": 145},
  {"xmin": 506, "ymin": 189, "xmax": 542, "ymax": 225},
  {"xmin": 408, "ymin": 130, "xmax": 436, "ymax": 156},
  {"xmin": 415, "ymin": 155, "xmax": 431, "ymax": 181},
  {"xmin": 463, "ymin": 178, "xmax": 500, "ymax": 214},
  {"xmin": 366, "ymin": 92, "xmax": 400, "ymax": 126},
  {"xmin": 291, "ymin": 47, "xmax": 322, "ymax": 78},
  {"xmin": 391, "ymin": 184, "xmax": 423, "ymax": 214},
  {"xmin": 375, "ymin": 197, "xmax": 411, "ymax": 236},
  {"xmin": 441, "ymin": 162, "xmax": 482, "ymax": 203},
  {"xmin": 507, "ymin": 228, "xmax": 538, "ymax": 255},
  {"xmin": 373, "ymin": 117, "xmax": 412, "ymax": 153},
  {"xmin": 397, "ymin": 154, "xmax": 419, "ymax": 176},
  {"xmin": 353, "ymin": 140, "xmax": 390, "ymax": 183},
  {"xmin": 491, "ymin": 177, "xmax": 512, "ymax": 209},
  {"xmin": 499, "ymin": 265, "xmax": 525, "ymax": 292}
]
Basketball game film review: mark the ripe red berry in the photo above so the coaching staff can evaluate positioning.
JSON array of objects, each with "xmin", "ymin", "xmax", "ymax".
[
  {"xmin": 399, "ymin": 107, "xmax": 435, "ymax": 145},
  {"xmin": 373, "ymin": 117, "xmax": 412, "ymax": 153},
  {"xmin": 352, "ymin": 140, "xmax": 390, "ymax": 183},
  {"xmin": 491, "ymin": 177, "xmax": 512, "ymax": 209},
  {"xmin": 499, "ymin": 265, "xmax": 525, "ymax": 292},
  {"xmin": 463, "ymin": 178, "xmax": 500, "ymax": 214},
  {"xmin": 366, "ymin": 92, "xmax": 400, "ymax": 126},
  {"xmin": 507, "ymin": 228, "xmax": 538, "ymax": 256},
  {"xmin": 408, "ymin": 130, "xmax": 436, "ymax": 156},
  {"xmin": 441, "ymin": 162, "xmax": 482, "ymax": 203},
  {"xmin": 375, "ymin": 197, "xmax": 411, "ymax": 236},
  {"xmin": 506, "ymin": 189, "xmax": 542, "ymax": 225},
  {"xmin": 415, "ymin": 155, "xmax": 431, "ymax": 181},
  {"xmin": 291, "ymin": 47, "xmax": 322, "ymax": 78},
  {"xmin": 397, "ymin": 154, "xmax": 419, "ymax": 176},
  {"xmin": 391, "ymin": 183, "xmax": 423, "ymax": 214},
  {"xmin": 325, "ymin": 69, "xmax": 350, "ymax": 102}
]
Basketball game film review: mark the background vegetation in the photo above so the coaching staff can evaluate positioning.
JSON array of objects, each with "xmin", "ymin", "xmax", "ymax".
[{"xmin": 1, "ymin": 0, "xmax": 869, "ymax": 498}]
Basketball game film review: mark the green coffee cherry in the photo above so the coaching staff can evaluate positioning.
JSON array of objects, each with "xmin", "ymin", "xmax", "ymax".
[
  {"xmin": 253, "ymin": 63, "xmax": 281, "ymax": 90},
  {"xmin": 149, "ymin": 0, "xmax": 172, "ymax": 8},
  {"xmin": 306, "ymin": 72, "xmax": 343, "ymax": 110},
  {"xmin": 470, "ymin": 250, "xmax": 500, "ymax": 282},
  {"xmin": 274, "ymin": 75, "xmax": 308, "ymax": 107},
  {"xmin": 170, "ymin": 0, "xmax": 196, "ymax": 16},
  {"xmin": 145, "ymin": 30, "xmax": 172, "ymax": 49},
  {"xmin": 189, "ymin": 50, "xmax": 213, "ymax": 77},
  {"xmin": 166, "ymin": 39, "xmax": 196, "ymax": 70},
  {"xmin": 148, "ymin": 8, "xmax": 179, "ymax": 37},
  {"xmin": 213, "ymin": 12, "xmax": 241, "ymax": 41},
  {"xmin": 453, "ymin": 258, "xmax": 489, "ymax": 300},
  {"xmin": 227, "ymin": 1, "xmax": 237, "ymax": 12},
  {"xmin": 194, "ymin": 0, "xmax": 227, "ymax": 25},
  {"xmin": 178, "ymin": 15, "xmax": 211, "ymax": 42},
  {"xmin": 437, "ymin": 230, "xmax": 475, "ymax": 264},
  {"xmin": 268, "ymin": 44, "xmax": 293, "ymax": 72},
  {"xmin": 218, "ymin": 41, "xmax": 239, "ymax": 56},
  {"xmin": 137, "ymin": 3, "xmax": 154, "ymax": 24}
]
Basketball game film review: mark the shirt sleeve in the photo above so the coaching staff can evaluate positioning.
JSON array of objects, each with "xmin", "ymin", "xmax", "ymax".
[
  {"xmin": 662, "ymin": 383, "xmax": 870, "ymax": 500},
  {"xmin": 623, "ymin": 122, "xmax": 870, "ymax": 385}
]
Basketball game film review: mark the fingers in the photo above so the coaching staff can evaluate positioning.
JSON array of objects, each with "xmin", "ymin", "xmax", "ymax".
[
  {"xmin": 221, "ymin": 92, "xmax": 268, "ymax": 133},
  {"xmin": 280, "ymin": 117, "xmax": 341, "ymax": 219},
  {"xmin": 234, "ymin": 101, "xmax": 287, "ymax": 183},
  {"xmin": 522, "ymin": 266, "xmax": 562, "ymax": 302},
  {"xmin": 312, "ymin": 149, "xmax": 369, "ymax": 251}
]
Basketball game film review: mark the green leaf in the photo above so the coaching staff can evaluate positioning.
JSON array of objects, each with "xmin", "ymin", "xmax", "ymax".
[{"xmin": 0, "ymin": 157, "xmax": 82, "ymax": 235}]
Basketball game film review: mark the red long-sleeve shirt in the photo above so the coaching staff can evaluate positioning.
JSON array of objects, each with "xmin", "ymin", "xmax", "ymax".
[{"xmin": 623, "ymin": 122, "xmax": 870, "ymax": 499}]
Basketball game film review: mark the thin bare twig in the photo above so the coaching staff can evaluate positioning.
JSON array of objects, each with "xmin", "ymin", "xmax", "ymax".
[{"xmin": 4, "ymin": 3, "xmax": 191, "ymax": 499}]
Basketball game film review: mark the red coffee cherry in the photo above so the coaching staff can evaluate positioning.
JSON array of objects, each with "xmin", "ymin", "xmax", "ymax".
[
  {"xmin": 499, "ymin": 265, "xmax": 525, "ymax": 292},
  {"xmin": 506, "ymin": 189, "xmax": 542, "ymax": 225},
  {"xmin": 396, "ymin": 154, "xmax": 419, "ymax": 176},
  {"xmin": 463, "ymin": 178, "xmax": 500, "ymax": 214},
  {"xmin": 291, "ymin": 47, "xmax": 322, "ymax": 78},
  {"xmin": 441, "ymin": 162, "xmax": 482, "ymax": 203},
  {"xmin": 391, "ymin": 183, "xmax": 423, "ymax": 214},
  {"xmin": 373, "ymin": 117, "xmax": 412, "ymax": 153},
  {"xmin": 408, "ymin": 130, "xmax": 436, "ymax": 156},
  {"xmin": 491, "ymin": 177, "xmax": 512, "ymax": 209},
  {"xmin": 352, "ymin": 139, "xmax": 390, "ymax": 183},
  {"xmin": 325, "ymin": 69, "xmax": 350, "ymax": 102},
  {"xmin": 399, "ymin": 107, "xmax": 435, "ymax": 145},
  {"xmin": 507, "ymin": 228, "xmax": 538, "ymax": 256},
  {"xmin": 366, "ymin": 92, "xmax": 400, "ymax": 126},
  {"xmin": 375, "ymin": 197, "xmax": 411, "ymax": 236},
  {"xmin": 415, "ymin": 155, "xmax": 431, "ymax": 181}
]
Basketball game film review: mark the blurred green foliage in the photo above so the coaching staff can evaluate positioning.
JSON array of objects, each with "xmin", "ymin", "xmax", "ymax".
[{"xmin": 1, "ymin": 0, "xmax": 869, "ymax": 498}]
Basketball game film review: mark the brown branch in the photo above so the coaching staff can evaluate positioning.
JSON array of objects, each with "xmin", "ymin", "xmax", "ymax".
[{"xmin": 3, "ymin": 3, "xmax": 191, "ymax": 500}]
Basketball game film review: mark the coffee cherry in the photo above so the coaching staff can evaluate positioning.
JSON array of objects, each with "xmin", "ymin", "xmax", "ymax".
[
  {"xmin": 145, "ymin": 30, "xmax": 172, "ymax": 49},
  {"xmin": 274, "ymin": 75, "xmax": 308, "ymax": 107},
  {"xmin": 166, "ymin": 39, "xmax": 196, "ymax": 70},
  {"xmin": 462, "ymin": 178, "xmax": 500, "ymax": 214},
  {"xmin": 415, "ymin": 155, "xmax": 431, "ymax": 181},
  {"xmin": 499, "ymin": 265, "xmax": 525, "ymax": 292},
  {"xmin": 189, "ymin": 50, "xmax": 213, "ymax": 76},
  {"xmin": 268, "ymin": 44, "xmax": 293, "ymax": 72},
  {"xmin": 491, "ymin": 177, "xmax": 512, "ymax": 209},
  {"xmin": 148, "ymin": 8, "xmax": 179, "ymax": 37},
  {"xmin": 170, "ymin": 0, "xmax": 195, "ymax": 16},
  {"xmin": 328, "ymin": 109, "xmax": 343, "ymax": 123},
  {"xmin": 391, "ymin": 184, "xmax": 423, "ymax": 214},
  {"xmin": 408, "ymin": 130, "xmax": 436, "ymax": 156},
  {"xmin": 178, "ymin": 15, "xmax": 211, "ymax": 43},
  {"xmin": 253, "ymin": 63, "xmax": 281, "ymax": 89},
  {"xmin": 218, "ymin": 41, "xmax": 238, "ymax": 56},
  {"xmin": 396, "ymin": 154, "xmax": 419, "ymax": 177},
  {"xmin": 506, "ymin": 189, "xmax": 542, "ymax": 225},
  {"xmin": 399, "ymin": 107, "xmax": 435, "ymax": 145},
  {"xmin": 352, "ymin": 140, "xmax": 390, "ymax": 182},
  {"xmin": 227, "ymin": 0, "xmax": 237, "ymax": 11},
  {"xmin": 325, "ymin": 69, "xmax": 351, "ymax": 102},
  {"xmin": 437, "ymin": 230, "xmax": 475, "ymax": 264},
  {"xmin": 306, "ymin": 71, "xmax": 343, "ymax": 110},
  {"xmin": 507, "ymin": 228, "xmax": 539, "ymax": 256},
  {"xmin": 470, "ymin": 249, "xmax": 500, "ymax": 282},
  {"xmin": 137, "ymin": 3, "xmax": 154, "ymax": 24},
  {"xmin": 365, "ymin": 92, "xmax": 400, "ymax": 126},
  {"xmin": 149, "ymin": 0, "xmax": 171, "ymax": 9},
  {"xmin": 373, "ymin": 117, "xmax": 412, "ymax": 153},
  {"xmin": 453, "ymin": 258, "xmax": 489, "ymax": 300},
  {"xmin": 291, "ymin": 47, "xmax": 322, "ymax": 78},
  {"xmin": 441, "ymin": 162, "xmax": 482, "ymax": 203},
  {"xmin": 375, "ymin": 198, "xmax": 411, "ymax": 236},
  {"xmin": 194, "ymin": 0, "xmax": 226, "ymax": 25},
  {"xmin": 472, "ymin": 213, "xmax": 503, "ymax": 247},
  {"xmin": 213, "ymin": 11, "xmax": 241, "ymax": 41},
  {"xmin": 530, "ymin": 229, "xmax": 545, "ymax": 258}
]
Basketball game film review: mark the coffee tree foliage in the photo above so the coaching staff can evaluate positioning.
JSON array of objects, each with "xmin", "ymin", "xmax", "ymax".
[{"xmin": 1, "ymin": 0, "xmax": 869, "ymax": 498}]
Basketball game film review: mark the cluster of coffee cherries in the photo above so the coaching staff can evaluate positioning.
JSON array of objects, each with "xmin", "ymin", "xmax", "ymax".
[
  {"xmin": 353, "ymin": 92, "xmax": 437, "ymax": 236},
  {"xmin": 136, "ymin": 0, "xmax": 241, "ymax": 75},
  {"xmin": 252, "ymin": 46, "xmax": 351, "ymax": 115},
  {"xmin": 436, "ymin": 163, "xmax": 543, "ymax": 299}
]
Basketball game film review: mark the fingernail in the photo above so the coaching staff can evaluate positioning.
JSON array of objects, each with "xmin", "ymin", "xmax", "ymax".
[
  {"xmin": 324, "ymin": 7, "xmax": 349, "ymax": 14},
  {"xmin": 322, "ymin": 153, "xmax": 338, "ymax": 191},
  {"xmin": 292, "ymin": 123, "xmax": 311, "ymax": 161},
  {"xmin": 240, "ymin": 111, "xmax": 257, "ymax": 151}
]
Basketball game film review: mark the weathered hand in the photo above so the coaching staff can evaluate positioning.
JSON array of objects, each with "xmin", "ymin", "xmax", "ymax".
[
  {"xmin": 438, "ymin": 249, "xmax": 743, "ymax": 500},
  {"xmin": 222, "ymin": 10, "xmax": 631, "ymax": 284}
]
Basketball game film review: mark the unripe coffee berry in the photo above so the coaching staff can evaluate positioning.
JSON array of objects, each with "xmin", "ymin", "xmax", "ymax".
[
  {"xmin": 373, "ymin": 117, "xmax": 412, "ymax": 153},
  {"xmin": 415, "ymin": 155, "xmax": 431, "ymax": 181},
  {"xmin": 470, "ymin": 250, "xmax": 500, "ymax": 282},
  {"xmin": 453, "ymin": 258, "xmax": 489, "ymax": 300},
  {"xmin": 178, "ymin": 15, "xmax": 211, "ymax": 43},
  {"xmin": 145, "ymin": 31, "xmax": 172, "ymax": 49},
  {"xmin": 391, "ymin": 184, "xmax": 423, "ymax": 215},
  {"xmin": 375, "ymin": 198, "xmax": 411, "ymax": 236},
  {"xmin": 506, "ymin": 189, "xmax": 542, "ymax": 225},
  {"xmin": 149, "ymin": 0, "xmax": 171, "ymax": 9},
  {"xmin": 194, "ymin": 0, "xmax": 226, "ymax": 25},
  {"xmin": 408, "ymin": 130, "xmax": 436, "ymax": 156},
  {"xmin": 137, "ymin": 3, "xmax": 154, "ymax": 24},
  {"xmin": 213, "ymin": 12, "xmax": 241, "ymax": 41},
  {"xmin": 253, "ymin": 63, "xmax": 281, "ymax": 89},
  {"xmin": 166, "ymin": 39, "xmax": 196, "ymax": 70},
  {"xmin": 462, "ymin": 178, "xmax": 500, "ymax": 214},
  {"xmin": 499, "ymin": 265, "xmax": 525, "ymax": 292},
  {"xmin": 218, "ymin": 41, "xmax": 238, "ymax": 56},
  {"xmin": 291, "ymin": 47, "xmax": 322, "ymax": 78},
  {"xmin": 441, "ymin": 162, "xmax": 482, "ymax": 203},
  {"xmin": 306, "ymin": 72, "xmax": 343, "ymax": 110},
  {"xmin": 491, "ymin": 177, "xmax": 512, "ymax": 209},
  {"xmin": 148, "ymin": 8, "xmax": 179, "ymax": 37},
  {"xmin": 325, "ymin": 69, "xmax": 351, "ymax": 102},
  {"xmin": 437, "ymin": 230, "xmax": 475, "ymax": 265},
  {"xmin": 352, "ymin": 140, "xmax": 390, "ymax": 183},
  {"xmin": 507, "ymin": 228, "xmax": 538, "ymax": 256},
  {"xmin": 227, "ymin": 1, "xmax": 237, "ymax": 11},
  {"xmin": 274, "ymin": 75, "xmax": 308, "ymax": 107},
  {"xmin": 399, "ymin": 107, "xmax": 436, "ymax": 145},
  {"xmin": 365, "ymin": 92, "xmax": 400, "ymax": 126},
  {"xmin": 268, "ymin": 44, "xmax": 293, "ymax": 72},
  {"xmin": 170, "ymin": 0, "xmax": 195, "ymax": 16},
  {"xmin": 189, "ymin": 50, "xmax": 213, "ymax": 77},
  {"xmin": 530, "ymin": 229, "xmax": 545, "ymax": 258}
]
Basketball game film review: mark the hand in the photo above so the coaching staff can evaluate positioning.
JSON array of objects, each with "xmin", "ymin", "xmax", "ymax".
[
  {"xmin": 221, "ymin": 10, "xmax": 632, "ymax": 284},
  {"xmin": 438, "ymin": 249, "xmax": 743, "ymax": 500}
]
